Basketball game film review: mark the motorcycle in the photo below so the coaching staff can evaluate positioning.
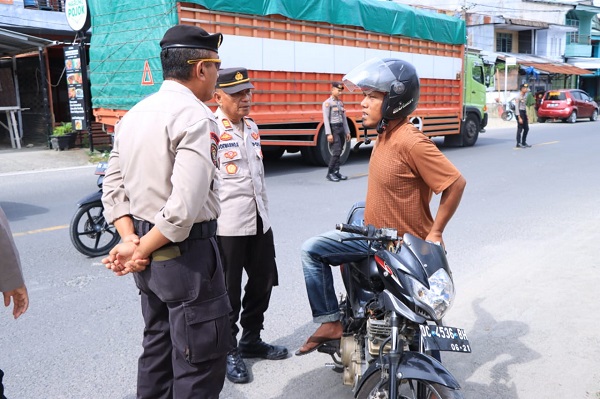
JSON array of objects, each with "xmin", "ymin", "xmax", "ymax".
[
  {"xmin": 316, "ymin": 202, "xmax": 470, "ymax": 399},
  {"xmin": 497, "ymin": 100, "xmax": 515, "ymax": 121},
  {"xmin": 70, "ymin": 162, "xmax": 120, "ymax": 257}
]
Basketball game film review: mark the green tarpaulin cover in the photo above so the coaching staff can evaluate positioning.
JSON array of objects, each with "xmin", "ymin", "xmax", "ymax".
[{"xmin": 88, "ymin": 0, "xmax": 465, "ymax": 111}]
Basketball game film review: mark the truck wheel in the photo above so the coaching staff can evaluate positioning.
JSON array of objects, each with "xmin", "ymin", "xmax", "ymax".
[
  {"xmin": 310, "ymin": 127, "xmax": 351, "ymax": 167},
  {"xmin": 443, "ymin": 114, "xmax": 479, "ymax": 147},
  {"xmin": 460, "ymin": 114, "xmax": 479, "ymax": 146}
]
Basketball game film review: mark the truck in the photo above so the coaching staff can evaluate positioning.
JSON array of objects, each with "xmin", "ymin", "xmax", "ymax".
[{"xmin": 87, "ymin": 0, "xmax": 488, "ymax": 166}]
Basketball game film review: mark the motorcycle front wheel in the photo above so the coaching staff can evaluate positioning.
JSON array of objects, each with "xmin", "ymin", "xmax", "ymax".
[
  {"xmin": 356, "ymin": 374, "xmax": 465, "ymax": 399},
  {"xmin": 70, "ymin": 201, "xmax": 120, "ymax": 257}
]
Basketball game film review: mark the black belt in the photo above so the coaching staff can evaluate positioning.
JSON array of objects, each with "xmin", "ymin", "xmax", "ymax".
[
  {"xmin": 133, "ymin": 219, "xmax": 217, "ymax": 240},
  {"xmin": 330, "ymin": 122, "xmax": 343, "ymax": 126}
]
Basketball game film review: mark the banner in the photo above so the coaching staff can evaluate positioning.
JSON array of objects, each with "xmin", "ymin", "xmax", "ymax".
[{"xmin": 64, "ymin": 44, "xmax": 89, "ymax": 131}]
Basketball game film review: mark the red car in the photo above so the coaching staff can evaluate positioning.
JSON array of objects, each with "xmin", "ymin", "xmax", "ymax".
[{"xmin": 537, "ymin": 89, "xmax": 598, "ymax": 123}]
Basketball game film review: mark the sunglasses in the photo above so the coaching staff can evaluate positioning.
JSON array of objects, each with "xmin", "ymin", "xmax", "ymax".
[{"xmin": 187, "ymin": 58, "xmax": 222, "ymax": 70}]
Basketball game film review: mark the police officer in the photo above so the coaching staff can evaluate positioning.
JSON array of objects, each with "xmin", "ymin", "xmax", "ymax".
[
  {"xmin": 101, "ymin": 25, "xmax": 231, "ymax": 399},
  {"xmin": 516, "ymin": 83, "xmax": 532, "ymax": 148},
  {"xmin": 213, "ymin": 68, "xmax": 288, "ymax": 384},
  {"xmin": 323, "ymin": 81, "xmax": 351, "ymax": 182}
]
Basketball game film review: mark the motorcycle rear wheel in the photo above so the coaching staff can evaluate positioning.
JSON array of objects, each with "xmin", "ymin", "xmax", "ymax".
[
  {"xmin": 501, "ymin": 110, "xmax": 513, "ymax": 121},
  {"xmin": 356, "ymin": 375, "xmax": 465, "ymax": 399},
  {"xmin": 70, "ymin": 201, "xmax": 120, "ymax": 257}
]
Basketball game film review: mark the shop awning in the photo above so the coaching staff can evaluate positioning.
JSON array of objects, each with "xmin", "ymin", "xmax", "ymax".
[
  {"xmin": 518, "ymin": 61, "xmax": 591, "ymax": 75},
  {"xmin": 0, "ymin": 27, "xmax": 57, "ymax": 57},
  {"xmin": 498, "ymin": 53, "xmax": 592, "ymax": 75}
]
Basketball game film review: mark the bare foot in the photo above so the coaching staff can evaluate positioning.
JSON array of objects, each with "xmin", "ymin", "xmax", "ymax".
[{"xmin": 296, "ymin": 321, "xmax": 343, "ymax": 355}]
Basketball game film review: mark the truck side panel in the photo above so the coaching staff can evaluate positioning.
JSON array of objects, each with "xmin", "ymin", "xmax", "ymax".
[{"xmin": 180, "ymin": 3, "xmax": 465, "ymax": 141}]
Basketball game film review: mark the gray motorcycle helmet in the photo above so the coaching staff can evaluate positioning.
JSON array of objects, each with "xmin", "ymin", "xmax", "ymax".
[{"xmin": 343, "ymin": 58, "xmax": 420, "ymax": 132}]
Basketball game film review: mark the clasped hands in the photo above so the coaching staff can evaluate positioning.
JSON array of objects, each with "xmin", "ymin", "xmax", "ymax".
[{"xmin": 101, "ymin": 234, "xmax": 150, "ymax": 276}]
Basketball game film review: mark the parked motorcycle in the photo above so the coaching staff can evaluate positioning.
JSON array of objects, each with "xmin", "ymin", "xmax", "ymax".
[
  {"xmin": 316, "ymin": 202, "xmax": 470, "ymax": 399},
  {"xmin": 70, "ymin": 162, "xmax": 120, "ymax": 257},
  {"xmin": 497, "ymin": 100, "xmax": 515, "ymax": 121}
]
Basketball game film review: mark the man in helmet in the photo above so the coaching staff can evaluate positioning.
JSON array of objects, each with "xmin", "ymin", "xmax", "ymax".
[{"xmin": 296, "ymin": 58, "xmax": 467, "ymax": 355}]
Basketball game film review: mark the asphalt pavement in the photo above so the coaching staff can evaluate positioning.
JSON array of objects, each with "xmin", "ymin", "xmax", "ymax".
[{"xmin": 0, "ymin": 117, "xmax": 517, "ymax": 175}]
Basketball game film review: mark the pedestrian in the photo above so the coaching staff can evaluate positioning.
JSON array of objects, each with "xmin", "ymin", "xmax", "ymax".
[
  {"xmin": 1, "ymin": 205, "xmax": 30, "ymax": 399},
  {"xmin": 323, "ymin": 81, "xmax": 351, "ymax": 182},
  {"xmin": 516, "ymin": 83, "xmax": 532, "ymax": 148},
  {"xmin": 295, "ymin": 58, "xmax": 466, "ymax": 354},
  {"xmin": 212, "ymin": 67, "xmax": 288, "ymax": 384},
  {"xmin": 101, "ymin": 25, "xmax": 231, "ymax": 399}
]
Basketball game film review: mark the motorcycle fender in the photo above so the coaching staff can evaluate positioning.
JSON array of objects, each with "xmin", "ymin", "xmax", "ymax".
[
  {"xmin": 354, "ymin": 352, "xmax": 460, "ymax": 397},
  {"xmin": 77, "ymin": 190, "xmax": 103, "ymax": 207}
]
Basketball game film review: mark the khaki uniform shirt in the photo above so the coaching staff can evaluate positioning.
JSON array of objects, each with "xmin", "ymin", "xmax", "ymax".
[
  {"xmin": 214, "ymin": 108, "xmax": 270, "ymax": 236},
  {"xmin": 322, "ymin": 96, "xmax": 350, "ymax": 136},
  {"xmin": 0, "ymin": 206, "xmax": 24, "ymax": 292},
  {"xmin": 102, "ymin": 80, "xmax": 220, "ymax": 243}
]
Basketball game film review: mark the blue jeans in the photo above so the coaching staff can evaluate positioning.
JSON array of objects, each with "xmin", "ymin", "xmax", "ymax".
[{"xmin": 301, "ymin": 229, "xmax": 373, "ymax": 323}]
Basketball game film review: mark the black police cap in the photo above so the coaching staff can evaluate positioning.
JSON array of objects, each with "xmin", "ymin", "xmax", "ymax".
[
  {"xmin": 160, "ymin": 25, "xmax": 223, "ymax": 52},
  {"xmin": 216, "ymin": 67, "xmax": 255, "ymax": 94},
  {"xmin": 332, "ymin": 81, "xmax": 344, "ymax": 90}
]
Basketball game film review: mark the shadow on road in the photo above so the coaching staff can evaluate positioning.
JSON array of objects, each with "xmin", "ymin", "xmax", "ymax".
[
  {"xmin": 0, "ymin": 201, "xmax": 48, "ymax": 222},
  {"xmin": 450, "ymin": 298, "xmax": 541, "ymax": 399}
]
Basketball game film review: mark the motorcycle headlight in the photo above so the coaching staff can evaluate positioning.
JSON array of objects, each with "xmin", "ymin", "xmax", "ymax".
[{"xmin": 408, "ymin": 268, "xmax": 455, "ymax": 321}]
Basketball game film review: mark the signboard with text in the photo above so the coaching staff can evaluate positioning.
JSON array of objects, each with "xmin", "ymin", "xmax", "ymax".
[{"xmin": 64, "ymin": 44, "xmax": 89, "ymax": 131}]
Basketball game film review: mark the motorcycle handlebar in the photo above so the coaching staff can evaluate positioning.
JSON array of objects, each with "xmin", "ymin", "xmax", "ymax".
[
  {"xmin": 336, "ymin": 223, "xmax": 369, "ymax": 236},
  {"xmin": 336, "ymin": 223, "xmax": 399, "ymax": 242}
]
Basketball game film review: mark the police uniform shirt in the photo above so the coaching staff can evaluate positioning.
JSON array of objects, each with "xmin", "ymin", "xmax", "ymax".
[
  {"xmin": 322, "ymin": 96, "xmax": 351, "ymax": 136},
  {"xmin": 214, "ymin": 107, "xmax": 270, "ymax": 236},
  {"xmin": 518, "ymin": 92, "xmax": 527, "ymax": 111},
  {"xmin": 102, "ymin": 80, "xmax": 220, "ymax": 243}
]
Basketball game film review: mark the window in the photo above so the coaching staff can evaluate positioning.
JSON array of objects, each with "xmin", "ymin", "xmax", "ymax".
[
  {"xmin": 545, "ymin": 92, "xmax": 566, "ymax": 101},
  {"xmin": 496, "ymin": 33, "xmax": 513, "ymax": 53},
  {"xmin": 472, "ymin": 65, "xmax": 484, "ymax": 85}
]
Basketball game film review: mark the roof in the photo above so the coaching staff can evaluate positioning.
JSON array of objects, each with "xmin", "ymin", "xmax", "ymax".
[
  {"xmin": 0, "ymin": 27, "xmax": 57, "ymax": 57},
  {"xmin": 498, "ymin": 53, "xmax": 591, "ymax": 75}
]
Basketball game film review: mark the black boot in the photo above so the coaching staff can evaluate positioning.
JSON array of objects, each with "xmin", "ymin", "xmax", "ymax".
[
  {"xmin": 238, "ymin": 331, "xmax": 288, "ymax": 360},
  {"xmin": 326, "ymin": 172, "xmax": 340, "ymax": 182},
  {"xmin": 335, "ymin": 170, "xmax": 347, "ymax": 180},
  {"xmin": 226, "ymin": 348, "xmax": 249, "ymax": 383}
]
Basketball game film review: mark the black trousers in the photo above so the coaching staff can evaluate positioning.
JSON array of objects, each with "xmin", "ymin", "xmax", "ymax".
[
  {"xmin": 132, "ymin": 236, "xmax": 231, "ymax": 399},
  {"xmin": 0, "ymin": 368, "xmax": 6, "ymax": 399},
  {"xmin": 327, "ymin": 123, "xmax": 345, "ymax": 173},
  {"xmin": 217, "ymin": 217, "xmax": 278, "ymax": 348},
  {"xmin": 517, "ymin": 110, "xmax": 529, "ymax": 145}
]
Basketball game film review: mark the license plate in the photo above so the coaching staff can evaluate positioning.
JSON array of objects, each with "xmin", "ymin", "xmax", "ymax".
[
  {"xmin": 419, "ymin": 325, "xmax": 471, "ymax": 353},
  {"xmin": 548, "ymin": 103, "xmax": 558, "ymax": 107}
]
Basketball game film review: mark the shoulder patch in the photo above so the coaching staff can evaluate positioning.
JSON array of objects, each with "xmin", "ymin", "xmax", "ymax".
[
  {"xmin": 210, "ymin": 132, "xmax": 220, "ymax": 168},
  {"xmin": 244, "ymin": 118, "xmax": 251, "ymax": 129}
]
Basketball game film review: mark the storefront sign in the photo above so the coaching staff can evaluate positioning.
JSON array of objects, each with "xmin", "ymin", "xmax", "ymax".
[
  {"xmin": 64, "ymin": 44, "xmax": 89, "ymax": 131},
  {"xmin": 65, "ymin": 0, "xmax": 90, "ymax": 32}
]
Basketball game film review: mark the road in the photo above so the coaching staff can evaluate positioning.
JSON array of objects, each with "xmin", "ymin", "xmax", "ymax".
[{"xmin": 1, "ymin": 120, "xmax": 599, "ymax": 399}]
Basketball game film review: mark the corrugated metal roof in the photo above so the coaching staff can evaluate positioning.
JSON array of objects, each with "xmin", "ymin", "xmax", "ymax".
[
  {"xmin": 498, "ymin": 53, "xmax": 592, "ymax": 75},
  {"xmin": 505, "ymin": 18, "xmax": 549, "ymax": 29},
  {"xmin": 0, "ymin": 27, "xmax": 57, "ymax": 57},
  {"xmin": 519, "ymin": 61, "xmax": 591, "ymax": 75}
]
